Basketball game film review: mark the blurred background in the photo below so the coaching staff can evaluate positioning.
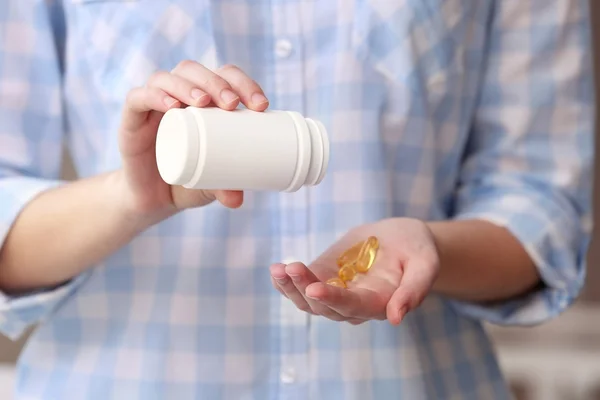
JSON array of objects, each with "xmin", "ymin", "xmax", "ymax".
[{"xmin": 2, "ymin": 2, "xmax": 600, "ymax": 400}]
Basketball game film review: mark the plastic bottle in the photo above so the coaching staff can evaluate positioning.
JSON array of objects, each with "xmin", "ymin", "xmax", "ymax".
[{"xmin": 155, "ymin": 107, "xmax": 330, "ymax": 192}]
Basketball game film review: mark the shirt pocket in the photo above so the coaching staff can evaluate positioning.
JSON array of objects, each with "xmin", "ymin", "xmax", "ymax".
[{"xmin": 65, "ymin": 0, "xmax": 217, "ymax": 101}]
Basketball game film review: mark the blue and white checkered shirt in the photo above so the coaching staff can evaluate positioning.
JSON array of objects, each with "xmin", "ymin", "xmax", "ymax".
[{"xmin": 0, "ymin": 1, "xmax": 594, "ymax": 399}]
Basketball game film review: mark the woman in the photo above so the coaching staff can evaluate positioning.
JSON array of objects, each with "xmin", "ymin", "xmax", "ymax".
[{"xmin": 0, "ymin": 1, "xmax": 594, "ymax": 399}]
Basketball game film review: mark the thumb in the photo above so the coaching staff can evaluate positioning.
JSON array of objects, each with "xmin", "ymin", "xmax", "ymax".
[
  {"xmin": 386, "ymin": 256, "xmax": 438, "ymax": 325},
  {"xmin": 213, "ymin": 190, "xmax": 244, "ymax": 208},
  {"xmin": 171, "ymin": 188, "xmax": 243, "ymax": 209}
]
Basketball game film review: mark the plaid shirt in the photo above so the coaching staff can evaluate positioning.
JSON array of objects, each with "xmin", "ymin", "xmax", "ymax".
[{"xmin": 0, "ymin": 0, "xmax": 594, "ymax": 399}]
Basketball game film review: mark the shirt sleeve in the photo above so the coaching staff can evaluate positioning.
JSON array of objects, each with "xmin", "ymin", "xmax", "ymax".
[
  {"xmin": 0, "ymin": 1, "xmax": 86, "ymax": 340},
  {"xmin": 448, "ymin": 0, "xmax": 595, "ymax": 326}
]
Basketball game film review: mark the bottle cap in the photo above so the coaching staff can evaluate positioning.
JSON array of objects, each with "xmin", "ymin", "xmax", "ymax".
[
  {"xmin": 305, "ymin": 118, "xmax": 330, "ymax": 186},
  {"xmin": 155, "ymin": 108, "xmax": 199, "ymax": 186}
]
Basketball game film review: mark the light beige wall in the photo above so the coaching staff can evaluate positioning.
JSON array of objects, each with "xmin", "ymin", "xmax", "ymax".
[
  {"xmin": 1, "ymin": 0, "xmax": 600, "ymax": 363},
  {"xmin": 581, "ymin": 0, "xmax": 600, "ymax": 303}
]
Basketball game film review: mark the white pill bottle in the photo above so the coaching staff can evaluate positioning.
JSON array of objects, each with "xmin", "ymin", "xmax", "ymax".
[{"xmin": 155, "ymin": 107, "xmax": 330, "ymax": 192}]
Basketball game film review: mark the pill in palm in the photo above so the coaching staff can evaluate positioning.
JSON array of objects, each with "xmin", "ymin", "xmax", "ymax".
[
  {"xmin": 338, "ymin": 264, "xmax": 357, "ymax": 281},
  {"xmin": 326, "ymin": 277, "xmax": 347, "ymax": 288},
  {"xmin": 336, "ymin": 240, "xmax": 364, "ymax": 267},
  {"xmin": 355, "ymin": 237, "xmax": 379, "ymax": 273},
  {"xmin": 331, "ymin": 235, "xmax": 380, "ymax": 288}
]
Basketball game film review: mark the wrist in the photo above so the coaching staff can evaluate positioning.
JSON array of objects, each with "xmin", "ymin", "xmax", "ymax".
[
  {"xmin": 109, "ymin": 170, "xmax": 179, "ymax": 232},
  {"xmin": 424, "ymin": 221, "xmax": 446, "ymax": 293},
  {"xmin": 423, "ymin": 219, "xmax": 540, "ymax": 302}
]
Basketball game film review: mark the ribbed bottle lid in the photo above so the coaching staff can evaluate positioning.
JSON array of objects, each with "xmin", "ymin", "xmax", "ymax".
[{"xmin": 305, "ymin": 118, "xmax": 330, "ymax": 186}]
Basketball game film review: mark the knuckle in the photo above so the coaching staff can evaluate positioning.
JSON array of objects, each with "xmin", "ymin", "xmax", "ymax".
[
  {"xmin": 124, "ymin": 87, "xmax": 145, "ymax": 110},
  {"xmin": 147, "ymin": 71, "xmax": 167, "ymax": 86},
  {"xmin": 277, "ymin": 279, "xmax": 291, "ymax": 288},
  {"xmin": 174, "ymin": 59, "xmax": 196, "ymax": 72},
  {"xmin": 206, "ymin": 73, "xmax": 227, "ymax": 89},
  {"xmin": 218, "ymin": 63, "xmax": 239, "ymax": 73}
]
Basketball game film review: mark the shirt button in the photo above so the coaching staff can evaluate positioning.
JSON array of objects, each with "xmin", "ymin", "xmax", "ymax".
[
  {"xmin": 280, "ymin": 367, "xmax": 296, "ymax": 384},
  {"xmin": 275, "ymin": 39, "xmax": 293, "ymax": 58}
]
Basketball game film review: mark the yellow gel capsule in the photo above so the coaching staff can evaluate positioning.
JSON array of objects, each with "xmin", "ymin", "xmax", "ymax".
[
  {"xmin": 354, "ymin": 238, "xmax": 371, "ymax": 263},
  {"xmin": 338, "ymin": 265, "xmax": 357, "ymax": 282},
  {"xmin": 336, "ymin": 240, "xmax": 364, "ymax": 268},
  {"xmin": 355, "ymin": 236, "xmax": 380, "ymax": 273},
  {"xmin": 326, "ymin": 277, "xmax": 347, "ymax": 288},
  {"xmin": 355, "ymin": 247, "xmax": 376, "ymax": 273}
]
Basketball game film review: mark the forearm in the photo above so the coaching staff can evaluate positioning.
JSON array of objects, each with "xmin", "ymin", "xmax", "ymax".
[
  {"xmin": 0, "ymin": 171, "xmax": 174, "ymax": 292},
  {"xmin": 429, "ymin": 219, "xmax": 541, "ymax": 303}
]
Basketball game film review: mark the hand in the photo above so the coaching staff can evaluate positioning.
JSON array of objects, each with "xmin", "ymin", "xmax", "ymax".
[
  {"xmin": 270, "ymin": 218, "xmax": 440, "ymax": 325},
  {"xmin": 117, "ymin": 62, "xmax": 270, "ymax": 219}
]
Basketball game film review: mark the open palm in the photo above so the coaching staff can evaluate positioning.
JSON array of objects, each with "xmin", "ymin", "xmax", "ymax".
[{"xmin": 270, "ymin": 218, "xmax": 440, "ymax": 325}]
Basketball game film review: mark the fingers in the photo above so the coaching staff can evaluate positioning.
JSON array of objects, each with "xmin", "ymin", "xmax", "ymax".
[
  {"xmin": 121, "ymin": 86, "xmax": 180, "ymax": 136},
  {"xmin": 146, "ymin": 70, "xmax": 212, "ymax": 108},
  {"xmin": 216, "ymin": 64, "xmax": 269, "ymax": 111},
  {"xmin": 270, "ymin": 263, "xmax": 314, "ymax": 314},
  {"xmin": 386, "ymin": 256, "xmax": 439, "ymax": 325},
  {"xmin": 271, "ymin": 275, "xmax": 288, "ymax": 298},
  {"xmin": 122, "ymin": 61, "xmax": 268, "ymax": 135},
  {"xmin": 284, "ymin": 263, "xmax": 346, "ymax": 321},
  {"xmin": 271, "ymin": 264, "xmax": 366, "ymax": 325},
  {"xmin": 121, "ymin": 73, "xmax": 210, "ymax": 137},
  {"xmin": 121, "ymin": 62, "xmax": 266, "ymax": 145},
  {"xmin": 172, "ymin": 61, "xmax": 240, "ymax": 110},
  {"xmin": 170, "ymin": 187, "xmax": 244, "ymax": 210},
  {"xmin": 306, "ymin": 282, "xmax": 386, "ymax": 321},
  {"xmin": 213, "ymin": 190, "xmax": 244, "ymax": 209},
  {"xmin": 172, "ymin": 61, "xmax": 269, "ymax": 111}
]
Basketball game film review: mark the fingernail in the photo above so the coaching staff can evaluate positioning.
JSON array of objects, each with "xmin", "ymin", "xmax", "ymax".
[
  {"xmin": 287, "ymin": 274, "xmax": 300, "ymax": 282},
  {"xmin": 251, "ymin": 93, "xmax": 268, "ymax": 105},
  {"xmin": 191, "ymin": 88, "xmax": 204, "ymax": 99},
  {"xmin": 276, "ymin": 278, "xmax": 289, "ymax": 285},
  {"xmin": 164, "ymin": 96, "xmax": 178, "ymax": 108},
  {"xmin": 220, "ymin": 89, "xmax": 239, "ymax": 104}
]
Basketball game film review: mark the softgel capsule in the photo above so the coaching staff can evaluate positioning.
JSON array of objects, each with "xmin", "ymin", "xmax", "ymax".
[{"xmin": 327, "ymin": 236, "xmax": 380, "ymax": 288}]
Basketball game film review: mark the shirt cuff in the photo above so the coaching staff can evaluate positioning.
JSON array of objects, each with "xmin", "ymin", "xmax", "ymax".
[
  {"xmin": 0, "ymin": 273, "xmax": 89, "ymax": 340},
  {"xmin": 447, "ymin": 187, "xmax": 589, "ymax": 326}
]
